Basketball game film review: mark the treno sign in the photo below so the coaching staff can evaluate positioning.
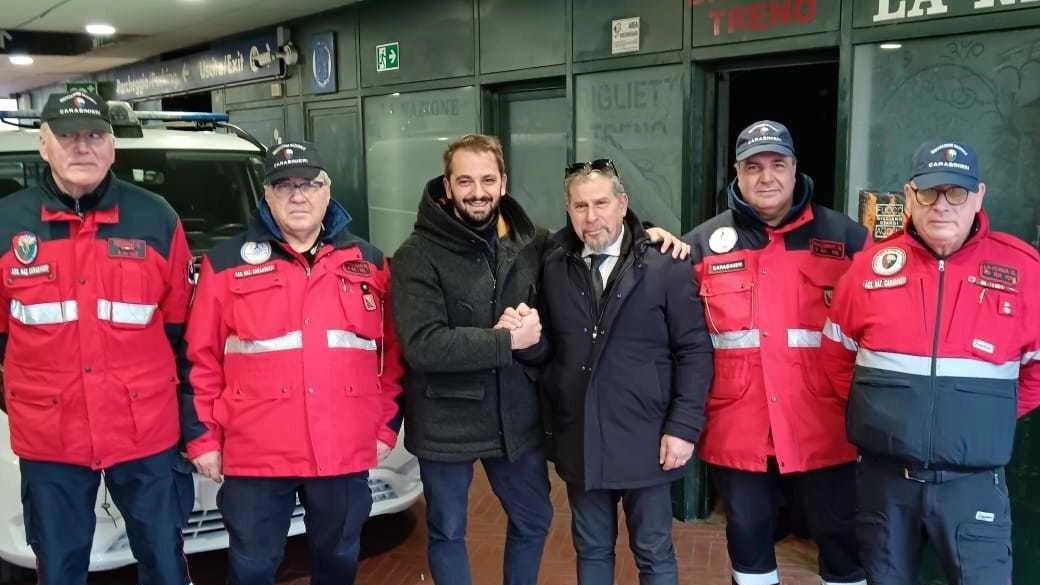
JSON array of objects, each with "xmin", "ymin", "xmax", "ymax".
[
  {"xmin": 855, "ymin": 0, "xmax": 1040, "ymax": 26},
  {"xmin": 690, "ymin": 0, "xmax": 839, "ymax": 46}
]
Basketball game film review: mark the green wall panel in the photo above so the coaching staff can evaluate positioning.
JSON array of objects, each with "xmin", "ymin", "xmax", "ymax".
[
  {"xmin": 572, "ymin": 0, "xmax": 684, "ymax": 62},
  {"xmin": 480, "ymin": 0, "xmax": 566, "ymax": 73},
  {"xmin": 360, "ymin": 0, "xmax": 475, "ymax": 87},
  {"xmin": 364, "ymin": 86, "xmax": 478, "ymax": 255}
]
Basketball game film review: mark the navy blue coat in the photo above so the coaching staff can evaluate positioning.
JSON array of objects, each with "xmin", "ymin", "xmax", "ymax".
[{"xmin": 534, "ymin": 213, "xmax": 714, "ymax": 490}]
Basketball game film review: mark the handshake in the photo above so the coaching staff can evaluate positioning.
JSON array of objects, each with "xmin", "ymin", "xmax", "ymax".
[{"xmin": 493, "ymin": 302, "xmax": 542, "ymax": 350}]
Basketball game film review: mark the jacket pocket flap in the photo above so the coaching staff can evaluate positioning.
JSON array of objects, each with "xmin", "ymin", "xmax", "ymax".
[
  {"xmin": 700, "ymin": 277, "xmax": 752, "ymax": 297},
  {"xmin": 7, "ymin": 383, "xmax": 61, "ymax": 405},
  {"xmin": 799, "ymin": 259, "xmax": 848, "ymax": 288},
  {"xmin": 231, "ymin": 274, "xmax": 283, "ymax": 295}
]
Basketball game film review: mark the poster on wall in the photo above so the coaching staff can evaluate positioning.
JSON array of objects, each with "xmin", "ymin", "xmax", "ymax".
[
  {"xmin": 858, "ymin": 190, "xmax": 906, "ymax": 241},
  {"xmin": 305, "ymin": 32, "xmax": 337, "ymax": 95}
]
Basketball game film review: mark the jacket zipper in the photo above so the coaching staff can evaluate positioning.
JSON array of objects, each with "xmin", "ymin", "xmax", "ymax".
[{"xmin": 925, "ymin": 258, "xmax": 945, "ymax": 468}]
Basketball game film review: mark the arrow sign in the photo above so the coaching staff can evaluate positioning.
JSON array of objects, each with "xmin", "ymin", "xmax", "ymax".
[{"xmin": 0, "ymin": 30, "xmax": 12, "ymax": 50}]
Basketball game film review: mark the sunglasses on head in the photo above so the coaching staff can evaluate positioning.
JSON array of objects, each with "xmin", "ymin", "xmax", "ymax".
[{"xmin": 565, "ymin": 158, "xmax": 620, "ymax": 180}]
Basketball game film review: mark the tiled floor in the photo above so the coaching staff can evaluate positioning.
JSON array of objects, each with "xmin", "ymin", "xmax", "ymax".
[{"xmin": 86, "ymin": 467, "xmax": 822, "ymax": 585}]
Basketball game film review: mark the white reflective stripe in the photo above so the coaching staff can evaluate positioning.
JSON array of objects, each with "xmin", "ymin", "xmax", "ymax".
[
  {"xmin": 823, "ymin": 318, "xmax": 859, "ymax": 352},
  {"xmin": 1022, "ymin": 349, "xmax": 1040, "ymax": 365},
  {"xmin": 96, "ymin": 299, "xmax": 157, "ymax": 326},
  {"xmin": 733, "ymin": 569, "xmax": 779, "ymax": 585},
  {"xmin": 857, "ymin": 348, "xmax": 1021, "ymax": 380},
  {"xmin": 326, "ymin": 329, "xmax": 377, "ymax": 351},
  {"xmin": 711, "ymin": 329, "xmax": 760, "ymax": 350},
  {"xmin": 787, "ymin": 328, "xmax": 822, "ymax": 348},
  {"xmin": 9, "ymin": 299, "xmax": 78, "ymax": 325},
  {"xmin": 225, "ymin": 330, "xmax": 303, "ymax": 354}
]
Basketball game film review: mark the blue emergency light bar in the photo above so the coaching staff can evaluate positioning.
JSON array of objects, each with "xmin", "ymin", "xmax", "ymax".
[{"xmin": 0, "ymin": 110, "xmax": 229, "ymax": 123}]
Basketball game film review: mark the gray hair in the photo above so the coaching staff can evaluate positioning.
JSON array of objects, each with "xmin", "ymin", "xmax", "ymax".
[
  {"xmin": 317, "ymin": 170, "xmax": 332, "ymax": 188},
  {"xmin": 564, "ymin": 168, "xmax": 625, "ymax": 200}
]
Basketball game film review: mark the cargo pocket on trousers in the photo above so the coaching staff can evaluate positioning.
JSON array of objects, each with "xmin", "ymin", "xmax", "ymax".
[{"xmin": 956, "ymin": 520, "xmax": 1012, "ymax": 583}]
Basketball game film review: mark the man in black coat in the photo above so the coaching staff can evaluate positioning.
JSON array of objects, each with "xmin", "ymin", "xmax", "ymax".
[{"xmin": 524, "ymin": 160, "xmax": 714, "ymax": 585}]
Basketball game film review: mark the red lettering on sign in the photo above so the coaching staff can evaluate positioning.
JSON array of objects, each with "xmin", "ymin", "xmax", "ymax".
[
  {"xmin": 703, "ymin": 0, "xmax": 817, "ymax": 37},
  {"xmin": 749, "ymin": 3, "xmax": 767, "ymax": 30},
  {"xmin": 795, "ymin": 0, "xmax": 815, "ymax": 23}
]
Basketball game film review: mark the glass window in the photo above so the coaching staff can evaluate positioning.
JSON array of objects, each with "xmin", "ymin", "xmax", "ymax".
[
  {"xmin": 364, "ymin": 87, "xmax": 478, "ymax": 255},
  {"xmin": 849, "ymin": 31, "xmax": 1040, "ymax": 244},
  {"xmin": 575, "ymin": 65, "xmax": 685, "ymax": 234}
]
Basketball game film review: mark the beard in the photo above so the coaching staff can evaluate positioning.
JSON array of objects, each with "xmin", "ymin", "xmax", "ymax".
[{"xmin": 449, "ymin": 189, "xmax": 501, "ymax": 228}]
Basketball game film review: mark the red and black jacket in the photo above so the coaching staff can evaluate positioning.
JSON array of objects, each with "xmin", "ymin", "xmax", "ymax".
[
  {"xmin": 683, "ymin": 174, "xmax": 868, "ymax": 473},
  {"xmin": 0, "ymin": 171, "xmax": 192, "ymax": 469},
  {"xmin": 182, "ymin": 201, "xmax": 404, "ymax": 477}
]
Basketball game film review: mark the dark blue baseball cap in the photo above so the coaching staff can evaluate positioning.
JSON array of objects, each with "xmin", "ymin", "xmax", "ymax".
[
  {"xmin": 735, "ymin": 120, "xmax": 795, "ymax": 161},
  {"xmin": 910, "ymin": 141, "xmax": 979, "ymax": 192}
]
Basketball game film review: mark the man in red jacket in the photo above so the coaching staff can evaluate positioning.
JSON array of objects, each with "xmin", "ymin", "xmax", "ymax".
[
  {"xmin": 683, "ymin": 121, "xmax": 867, "ymax": 585},
  {"xmin": 182, "ymin": 140, "xmax": 404, "ymax": 585},
  {"xmin": 822, "ymin": 141, "xmax": 1040, "ymax": 585},
  {"xmin": 0, "ymin": 90, "xmax": 194, "ymax": 585}
]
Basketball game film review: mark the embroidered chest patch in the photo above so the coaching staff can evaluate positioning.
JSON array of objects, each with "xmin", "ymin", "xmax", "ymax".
[
  {"xmin": 980, "ymin": 262, "xmax": 1018, "ymax": 286},
  {"xmin": 233, "ymin": 264, "xmax": 276, "ymax": 279},
  {"xmin": 107, "ymin": 238, "xmax": 146, "ymax": 259},
  {"xmin": 863, "ymin": 275, "xmax": 908, "ymax": 290},
  {"xmin": 342, "ymin": 260, "xmax": 371, "ymax": 275},
  {"xmin": 810, "ymin": 238, "xmax": 845, "ymax": 259},
  {"xmin": 707, "ymin": 259, "xmax": 746, "ymax": 274}
]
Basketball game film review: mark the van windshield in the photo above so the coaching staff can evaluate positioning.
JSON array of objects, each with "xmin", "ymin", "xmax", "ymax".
[{"xmin": 0, "ymin": 149, "xmax": 264, "ymax": 254}]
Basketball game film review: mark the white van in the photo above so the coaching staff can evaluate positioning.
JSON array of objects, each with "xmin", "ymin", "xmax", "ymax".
[{"xmin": 0, "ymin": 105, "xmax": 421, "ymax": 573}]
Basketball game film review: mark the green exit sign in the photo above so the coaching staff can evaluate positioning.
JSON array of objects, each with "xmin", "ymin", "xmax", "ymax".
[
  {"xmin": 376, "ymin": 42, "xmax": 399, "ymax": 72},
  {"xmin": 65, "ymin": 81, "xmax": 97, "ymax": 93}
]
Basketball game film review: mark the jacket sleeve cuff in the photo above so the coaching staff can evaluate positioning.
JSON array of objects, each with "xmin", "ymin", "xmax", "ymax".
[
  {"xmin": 495, "ymin": 328, "xmax": 515, "ymax": 367},
  {"xmin": 185, "ymin": 431, "xmax": 221, "ymax": 460},
  {"xmin": 662, "ymin": 420, "xmax": 701, "ymax": 445}
]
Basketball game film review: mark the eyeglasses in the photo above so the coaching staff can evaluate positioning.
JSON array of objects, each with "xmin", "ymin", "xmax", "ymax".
[
  {"xmin": 565, "ymin": 159, "xmax": 620, "ymax": 180},
  {"xmin": 911, "ymin": 185, "xmax": 970, "ymax": 206},
  {"xmin": 271, "ymin": 180, "xmax": 327, "ymax": 197}
]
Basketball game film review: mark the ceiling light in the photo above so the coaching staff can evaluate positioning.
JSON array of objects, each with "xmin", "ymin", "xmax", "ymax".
[
  {"xmin": 85, "ymin": 23, "xmax": 116, "ymax": 36},
  {"xmin": 879, "ymin": 43, "xmax": 902, "ymax": 50},
  {"xmin": 8, "ymin": 55, "xmax": 33, "ymax": 66}
]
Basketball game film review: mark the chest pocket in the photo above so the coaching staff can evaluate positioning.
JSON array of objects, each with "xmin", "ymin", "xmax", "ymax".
[
  {"xmin": 947, "ymin": 279, "xmax": 1017, "ymax": 363},
  {"xmin": 337, "ymin": 268, "xmax": 384, "ymax": 341},
  {"xmin": 700, "ymin": 275, "xmax": 755, "ymax": 334},
  {"xmin": 98, "ymin": 260, "xmax": 160, "ymax": 329},
  {"xmin": 798, "ymin": 258, "xmax": 849, "ymax": 329},
  {"xmin": 229, "ymin": 274, "xmax": 288, "ymax": 341}
]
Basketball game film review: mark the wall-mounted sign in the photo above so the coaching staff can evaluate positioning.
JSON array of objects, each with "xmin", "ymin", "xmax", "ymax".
[
  {"xmin": 376, "ymin": 42, "xmax": 400, "ymax": 72},
  {"xmin": 611, "ymin": 17, "xmax": 641, "ymax": 55},
  {"xmin": 859, "ymin": 190, "xmax": 906, "ymax": 241},
  {"xmin": 65, "ymin": 81, "xmax": 98, "ymax": 94},
  {"xmin": 855, "ymin": 0, "xmax": 1040, "ymax": 28},
  {"xmin": 690, "ymin": 0, "xmax": 838, "ymax": 46},
  {"xmin": 306, "ymin": 32, "xmax": 337, "ymax": 95},
  {"xmin": 110, "ymin": 32, "xmax": 282, "ymax": 100}
]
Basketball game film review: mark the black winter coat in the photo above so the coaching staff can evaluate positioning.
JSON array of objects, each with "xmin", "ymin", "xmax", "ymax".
[
  {"xmin": 536, "ymin": 213, "xmax": 714, "ymax": 490},
  {"xmin": 391, "ymin": 177, "xmax": 550, "ymax": 462}
]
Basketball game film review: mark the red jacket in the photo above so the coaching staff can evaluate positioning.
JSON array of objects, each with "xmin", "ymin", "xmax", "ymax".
[
  {"xmin": 821, "ymin": 211, "xmax": 1040, "ymax": 467},
  {"xmin": 683, "ymin": 177, "xmax": 868, "ymax": 473},
  {"xmin": 183, "ymin": 206, "xmax": 404, "ymax": 477},
  {"xmin": 0, "ymin": 174, "xmax": 192, "ymax": 469}
]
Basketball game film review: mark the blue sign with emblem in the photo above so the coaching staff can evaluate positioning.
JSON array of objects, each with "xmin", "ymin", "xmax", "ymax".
[
  {"xmin": 305, "ymin": 32, "xmax": 337, "ymax": 95},
  {"xmin": 109, "ymin": 32, "xmax": 282, "ymax": 100}
]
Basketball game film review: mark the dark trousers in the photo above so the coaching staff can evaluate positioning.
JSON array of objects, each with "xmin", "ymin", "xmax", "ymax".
[
  {"xmin": 710, "ymin": 461, "xmax": 865, "ymax": 585},
  {"xmin": 19, "ymin": 447, "xmax": 194, "ymax": 585},
  {"xmin": 566, "ymin": 481, "xmax": 677, "ymax": 585},
  {"xmin": 856, "ymin": 456, "xmax": 1012, "ymax": 585},
  {"xmin": 418, "ymin": 448, "xmax": 553, "ymax": 585},
  {"xmin": 217, "ymin": 472, "xmax": 372, "ymax": 585}
]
